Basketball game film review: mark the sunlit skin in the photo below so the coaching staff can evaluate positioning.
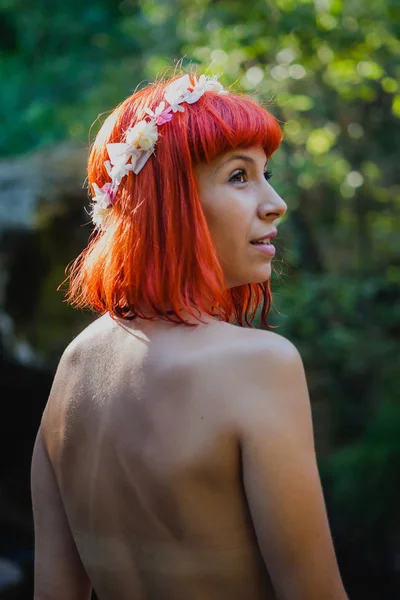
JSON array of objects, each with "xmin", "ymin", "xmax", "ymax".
[
  {"xmin": 117, "ymin": 146, "xmax": 288, "ymax": 325},
  {"xmin": 195, "ymin": 146, "xmax": 287, "ymax": 289},
  {"xmin": 31, "ymin": 145, "xmax": 349, "ymax": 600},
  {"xmin": 143, "ymin": 146, "xmax": 288, "ymax": 325}
]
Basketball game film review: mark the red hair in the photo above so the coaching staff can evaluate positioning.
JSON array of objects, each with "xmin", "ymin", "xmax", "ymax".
[{"xmin": 67, "ymin": 69, "xmax": 283, "ymax": 327}]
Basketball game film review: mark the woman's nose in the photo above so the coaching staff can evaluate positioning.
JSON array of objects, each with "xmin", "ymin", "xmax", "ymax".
[{"xmin": 259, "ymin": 186, "xmax": 287, "ymax": 220}]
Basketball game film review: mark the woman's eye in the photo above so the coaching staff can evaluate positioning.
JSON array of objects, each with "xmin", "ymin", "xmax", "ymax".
[
  {"xmin": 229, "ymin": 168, "xmax": 273, "ymax": 183},
  {"xmin": 229, "ymin": 169, "xmax": 247, "ymax": 183}
]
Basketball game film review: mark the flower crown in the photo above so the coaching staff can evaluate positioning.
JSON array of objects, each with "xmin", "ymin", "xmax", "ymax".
[{"xmin": 90, "ymin": 73, "xmax": 228, "ymax": 228}]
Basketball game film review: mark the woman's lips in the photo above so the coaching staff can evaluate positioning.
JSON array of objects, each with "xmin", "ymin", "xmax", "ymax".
[{"xmin": 250, "ymin": 242, "xmax": 276, "ymax": 256}]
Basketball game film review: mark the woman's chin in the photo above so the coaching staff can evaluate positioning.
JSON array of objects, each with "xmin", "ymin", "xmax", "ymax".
[
  {"xmin": 253, "ymin": 264, "xmax": 272, "ymax": 283},
  {"xmin": 230, "ymin": 269, "xmax": 271, "ymax": 287}
]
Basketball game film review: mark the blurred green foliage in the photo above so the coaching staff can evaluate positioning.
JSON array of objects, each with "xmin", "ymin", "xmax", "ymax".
[{"xmin": 1, "ymin": 0, "xmax": 399, "ymax": 595}]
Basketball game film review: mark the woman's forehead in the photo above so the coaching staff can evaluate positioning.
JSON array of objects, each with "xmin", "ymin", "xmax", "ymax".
[
  {"xmin": 208, "ymin": 146, "xmax": 268, "ymax": 170},
  {"xmin": 194, "ymin": 147, "xmax": 268, "ymax": 180}
]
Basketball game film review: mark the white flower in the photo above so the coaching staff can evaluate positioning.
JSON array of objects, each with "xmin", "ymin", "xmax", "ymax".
[
  {"xmin": 186, "ymin": 75, "xmax": 210, "ymax": 104},
  {"xmin": 90, "ymin": 184, "xmax": 113, "ymax": 229},
  {"xmin": 171, "ymin": 103, "xmax": 186, "ymax": 114},
  {"xmin": 106, "ymin": 143, "xmax": 129, "ymax": 166},
  {"xmin": 126, "ymin": 120, "xmax": 158, "ymax": 151},
  {"xmin": 189, "ymin": 74, "xmax": 208, "ymax": 100},
  {"xmin": 164, "ymin": 74, "xmax": 192, "ymax": 112},
  {"xmin": 92, "ymin": 183, "xmax": 112, "ymax": 209},
  {"xmin": 205, "ymin": 75, "xmax": 225, "ymax": 93},
  {"xmin": 105, "ymin": 144, "xmax": 134, "ymax": 185},
  {"xmin": 109, "ymin": 160, "xmax": 134, "ymax": 186},
  {"xmin": 90, "ymin": 73, "xmax": 229, "ymax": 228},
  {"xmin": 144, "ymin": 101, "xmax": 165, "ymax": 121},
  {"xmin": 165, "ymin": 74, "xmax": 191, "ymax": 97},
  {"xmin": 91, "ymin": 202, "xmax": 111, "ymax": 229},
  {"xmin": 173, "ymin": 74, "xmax": 227, "ymax": 105}
]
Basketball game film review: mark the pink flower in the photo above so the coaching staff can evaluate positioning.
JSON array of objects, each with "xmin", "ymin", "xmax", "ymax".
[
  {"xmin": 90, "ymin": 74, "xmax": 228, "ymax": 229},
  {"xmin": 103, "ymin": 182, "xmax": 117, "ymax": 205},
  {"xmin": 92, "ymin": 182, "xmax": 116, "ymax": 208},
  {"xmin": 156, "ymin": 109, "xmax": 173, "ymax": 125},
  {"xmin": 144, "ymin": 101, "xmax": 173, "ymax": 126}
]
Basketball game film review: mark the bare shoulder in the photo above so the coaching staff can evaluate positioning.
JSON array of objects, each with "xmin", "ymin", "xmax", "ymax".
[
  {"xmin": 47, "ymin": 314, "xmax": 124, "ymax": 391},
  {"xmin": 202, "ymin": 324, "xmax": 310, "ymax": 431},
  {"xmin": 244, "ymin": 326, "xmax": 301, "ymax": 360},
  {"xmin": 59, "ymin": 313, "xmax": 116, "ymax": 362},
  {"xmin": 232, "ymin": 327, "xmax": 348, "ymax": 599},
  {"xmin": 204, "ymin": 323, "xmax": 303, "ymax": 383},
  {"xmin": 40, "ymin": 315, "xmax": 115, "ymax": 436},
  {"xmin": 240, "ymin": 327, "xmax": 307, "ymax": 397}
]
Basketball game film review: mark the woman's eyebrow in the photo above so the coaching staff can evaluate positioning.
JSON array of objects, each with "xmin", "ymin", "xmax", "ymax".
[{"xmin": 214, "ymin": 154, "xmax": 268, "ymax": 175}]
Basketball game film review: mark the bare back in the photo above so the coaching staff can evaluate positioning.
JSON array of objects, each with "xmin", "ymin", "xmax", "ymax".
[{"xmin": 40, "ymin": 314, "xmax": 276, "ymax": 600}]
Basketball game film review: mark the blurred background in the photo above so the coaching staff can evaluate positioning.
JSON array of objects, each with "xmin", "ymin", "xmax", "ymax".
[{"xmin": 0, "ymin": 0, "xmax": 399, "ymax": 598}]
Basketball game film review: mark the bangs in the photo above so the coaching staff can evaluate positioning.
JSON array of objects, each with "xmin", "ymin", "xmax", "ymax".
[
  {"xmin": 187, "ymin": 92, "xmax": 283, "ymax": 164},
  {"xmin": 68, "ymin": 73, "xmax": 280, "ymax": 328}
]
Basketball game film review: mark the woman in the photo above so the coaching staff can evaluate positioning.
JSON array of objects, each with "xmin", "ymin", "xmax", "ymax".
[{"xmin": 31, "ymin": 70, "xmax": 348, "ymax": 599}]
